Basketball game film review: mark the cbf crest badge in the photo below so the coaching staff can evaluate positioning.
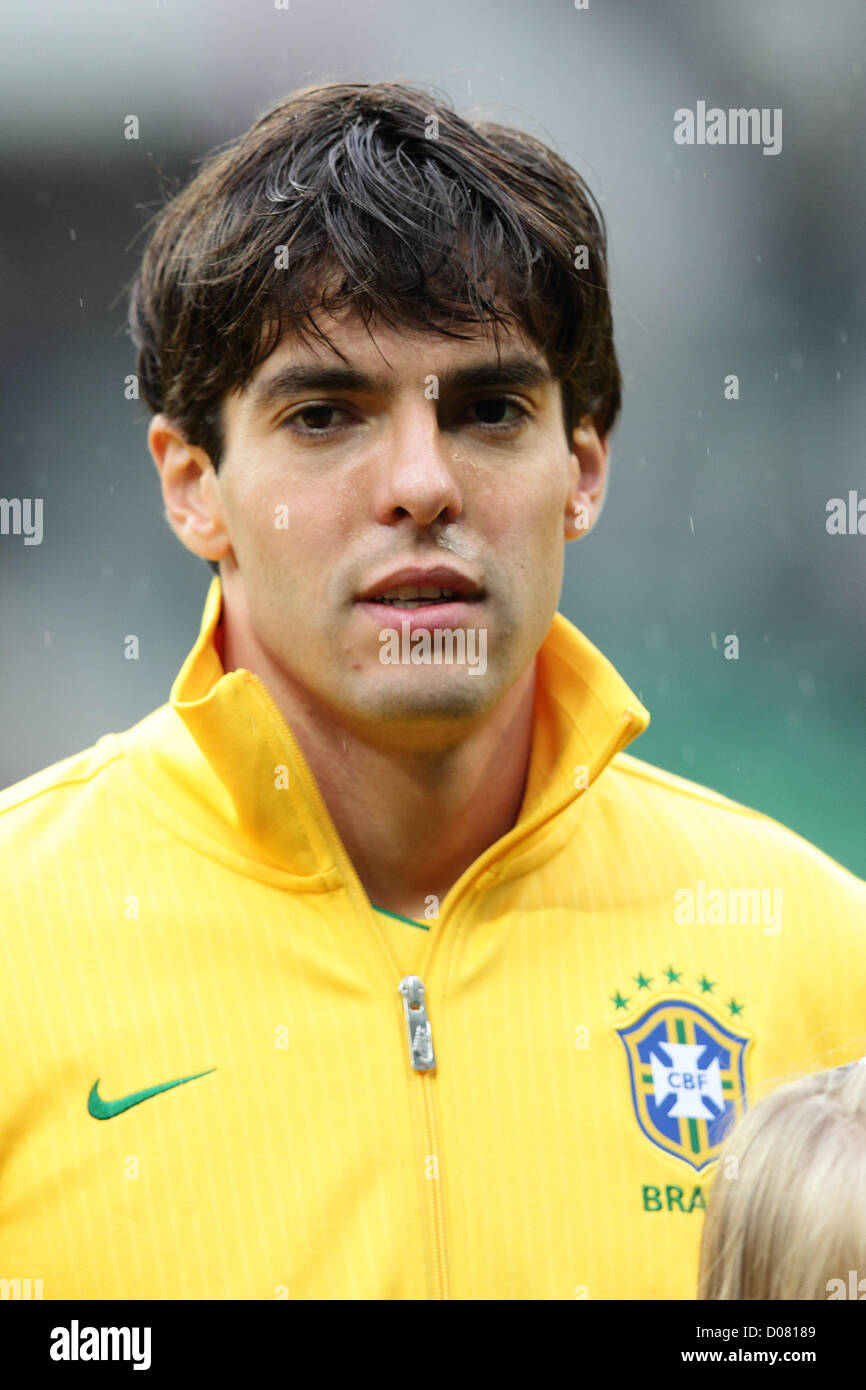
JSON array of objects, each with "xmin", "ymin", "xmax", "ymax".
[{"xmin": 615, "ymin": 980, "xmax": 750, "ymax": 1172}]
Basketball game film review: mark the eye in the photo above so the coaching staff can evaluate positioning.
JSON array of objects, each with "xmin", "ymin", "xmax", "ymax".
[
  {"xmin": 280, "ymin": 403, "xmax": 355, "ymax": 436},
  {"xmin": 465, "ymin": 397, "xmax": 529, "ymax": 431}
]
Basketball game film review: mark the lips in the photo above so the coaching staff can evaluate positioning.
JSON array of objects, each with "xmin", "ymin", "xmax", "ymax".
[{"xmin": 357, "ymin": 565, "xmax": 484, "ymax": 605}]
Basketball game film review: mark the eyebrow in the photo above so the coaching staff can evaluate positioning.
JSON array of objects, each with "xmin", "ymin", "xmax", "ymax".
[{"xmin": 248, "ymin": 353, "xmax": 555, "ymax": 413}]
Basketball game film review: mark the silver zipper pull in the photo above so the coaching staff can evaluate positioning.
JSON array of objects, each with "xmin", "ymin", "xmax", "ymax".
[{"xmin": 398, "ymin": 976, "xmax": 436, "ymax": 1071}]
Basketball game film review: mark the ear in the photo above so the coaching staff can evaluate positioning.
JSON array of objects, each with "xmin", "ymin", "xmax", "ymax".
[
  {"xmin": 148, "ymin": 414, "xmax": 233, "ymax": 563},
  {"xmin": 564, "ymin": 414, "xmax": 610, "ymax": 541}
]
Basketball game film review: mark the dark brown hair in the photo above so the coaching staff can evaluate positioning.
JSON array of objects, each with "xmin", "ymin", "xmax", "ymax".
[{"xmin": 129, "ymin": 81, "xmax": 622, "ymax": 575}]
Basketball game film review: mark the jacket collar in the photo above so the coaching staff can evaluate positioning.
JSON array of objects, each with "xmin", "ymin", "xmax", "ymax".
[{"xmin": 124, "ymin": 576, "xmax": 649, "ymax": 886}]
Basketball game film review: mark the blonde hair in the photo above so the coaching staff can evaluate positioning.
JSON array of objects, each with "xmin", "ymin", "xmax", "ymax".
[{"xmin": 698, "ymin": 1061, "xmax": 866, "ymax": 1299}]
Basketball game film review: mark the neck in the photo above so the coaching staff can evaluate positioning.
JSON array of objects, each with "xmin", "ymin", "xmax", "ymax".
[{"xmin": 221, "ymin": 618, "xmax": 537, "ymax": 922}]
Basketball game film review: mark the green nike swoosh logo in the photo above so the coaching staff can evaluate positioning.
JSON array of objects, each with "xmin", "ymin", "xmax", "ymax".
[{"xmin": 88, "ymin": 1069, "xmax": 216, "ymax": 1119}]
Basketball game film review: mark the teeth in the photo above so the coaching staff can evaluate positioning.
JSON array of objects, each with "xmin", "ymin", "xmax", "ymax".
[
  {"xmin": 380, "ymin": 598, "xmax": 431, "ymax": 608},
  {"xmin": 371, "ymin": 586, "xmax": 459, "ymax": 605}
]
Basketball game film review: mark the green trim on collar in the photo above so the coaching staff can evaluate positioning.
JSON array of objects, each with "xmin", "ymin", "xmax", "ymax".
[{"xmin": 371, "ymin": 903, "xmax": 430, "ymax": 931}]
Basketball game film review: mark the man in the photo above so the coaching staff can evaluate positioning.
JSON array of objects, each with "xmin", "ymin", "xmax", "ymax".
[{"xmin": 1, "ymin": 81, "xmax": 864, "ymax": 1301}]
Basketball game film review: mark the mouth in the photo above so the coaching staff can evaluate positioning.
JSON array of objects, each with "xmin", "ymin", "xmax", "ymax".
[
  {"xmin": 355, "ymin": 561, "xmax": 487, "ymax": 637},
  {"xmin": 356, "ymin": 565, "xmax": 485, "ymax": 609},
  {"xmin": 355, "ymin": 571, "xmax": 486, "ymax": 634},
  {"xmin": 364, "ymin": 586, "xmax": 479, "ymax": 610}
]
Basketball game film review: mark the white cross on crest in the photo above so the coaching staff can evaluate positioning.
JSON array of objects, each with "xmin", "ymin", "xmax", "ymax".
[{"xmin": 650, "ymin": 1042, "xmax": 724, "ymax": 1119}]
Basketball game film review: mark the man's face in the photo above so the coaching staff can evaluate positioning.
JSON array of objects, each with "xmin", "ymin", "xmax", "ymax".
[{"xmin": 177, "ymin": 310, "xmax": 606, "ymax": 744}]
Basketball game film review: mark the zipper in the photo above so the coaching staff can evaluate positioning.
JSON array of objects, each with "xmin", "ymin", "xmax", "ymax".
[
  {"xmin": 245, "ymin": 673, "xmax": 452, "ymax": 1297},
  {"xmin": 399, "ymin": 976, "xmax": 450, "ymax": 1299},
  {"xmin": 399, "ymin": 976, "xmax": 435, "ymax": 1070}
]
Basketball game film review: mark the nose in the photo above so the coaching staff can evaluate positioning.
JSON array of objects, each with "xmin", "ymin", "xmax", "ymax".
[{"xmin": 370, "ymin": 400, "xmax": 463, "ymax": 528}]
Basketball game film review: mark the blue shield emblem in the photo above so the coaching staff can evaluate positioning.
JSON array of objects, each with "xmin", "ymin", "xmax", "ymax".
[{"xmin": 617, "ymin": 998, "xmax": 750, "ymax": 1171}]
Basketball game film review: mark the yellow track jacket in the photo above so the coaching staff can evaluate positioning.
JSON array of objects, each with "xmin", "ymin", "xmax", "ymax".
[{"xmin": 2, "ymin": 576, "xmax": 865, "ymax": 1300}]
